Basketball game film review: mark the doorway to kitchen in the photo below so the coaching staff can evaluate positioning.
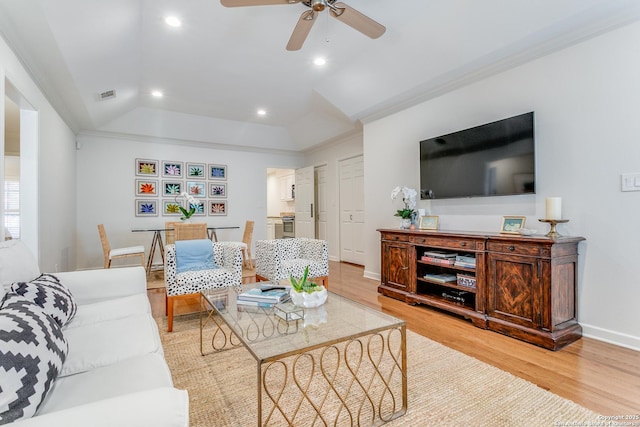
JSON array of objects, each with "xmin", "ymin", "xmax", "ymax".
[{"xmin": 266, "ymin": 168, "xmax": 296, "ymax": 240}]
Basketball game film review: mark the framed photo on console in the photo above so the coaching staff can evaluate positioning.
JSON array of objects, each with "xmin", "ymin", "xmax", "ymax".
[
  {"xmin": 500, "ymin": 216, "xmax": 526, "ymax": 234},
  {"xmin": 419, "ymin": 215, "xmax": 439, "ymax": 230}
]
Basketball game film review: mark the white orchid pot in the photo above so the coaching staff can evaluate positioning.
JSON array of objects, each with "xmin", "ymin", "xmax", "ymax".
[{"xmin": 290, "ymin": 286, "xmax": 328, "ymax": 308}]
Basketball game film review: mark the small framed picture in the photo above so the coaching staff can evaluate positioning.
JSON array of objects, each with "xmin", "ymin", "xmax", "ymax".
[
  {"xmin": 162, "ymin": 181, "xmax": 182, "ymax": 196},
  {"xmin": 135, "ymin": 179, "xmax": 158, "ymax": 197},
  {"xmin": 162, "ymin": 161, "xmax": 183, "ymax": 178},
  {"xmin": 209, "ymin": 182, "xmax": 227, "ymax": 198},
  {"xmin": 186, "ymin": 162, "xmax": 206, "ymax": 179},
  {"xmin": 190, "ymin": 200, "xmax": 206, "ymax": 217},
  {"xmin": 208, "ymin": 164, "xmax": 227, "ymax": 180},
  {"xmin": 419, "ymin": 215, "xmax": 439, "ymax": 230},
  {"xmin": 135, "ymin": 199, "xmax": 158, "ymax": 216},
  {"xmin": 208, "ymin": 200, "xmax": 227, "ymax": 216},
  {"xmin": 162, "ymin": 200, "xmax": 182, "ymax": 216},
  {"xmin": 135, "ymin": 159, "xmax": 159, "ymax": 177},
  {"xmin": 500, "ymin": 216, "xmax": 526, "ymax": 234},
  {"xmin": 186, "ymin": 181, "xmax": 206, "ymax": 198}
]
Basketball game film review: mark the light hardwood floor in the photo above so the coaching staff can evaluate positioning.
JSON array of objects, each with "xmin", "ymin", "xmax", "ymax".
[{"xmin": 147, "ymin": 261, "xmax": 640, "ymax": 416}]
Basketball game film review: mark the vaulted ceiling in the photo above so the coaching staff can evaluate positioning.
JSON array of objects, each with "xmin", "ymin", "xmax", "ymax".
[{"xmin": 1, "ymin": 0, "xmax": 639, "ymax": 152}]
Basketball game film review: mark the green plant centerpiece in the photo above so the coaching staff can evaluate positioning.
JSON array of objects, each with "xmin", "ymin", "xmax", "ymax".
[{"xmin": 289, "ymin": 266, "xmax": 327, "ymax": 308}]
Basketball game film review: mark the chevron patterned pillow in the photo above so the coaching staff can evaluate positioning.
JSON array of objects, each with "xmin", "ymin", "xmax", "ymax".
[
  {"xmin": 0, "ymin": 294, "xmax": 68, "ymax": 424},
  {"xmin": 11, "ymin": 274, "xmax": 77, "ymax": 327}
]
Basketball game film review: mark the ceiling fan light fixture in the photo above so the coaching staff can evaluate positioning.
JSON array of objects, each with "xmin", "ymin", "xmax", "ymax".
[{"xmin": 311, "ymin": 0, "xmax": 325, "ymax": 12}]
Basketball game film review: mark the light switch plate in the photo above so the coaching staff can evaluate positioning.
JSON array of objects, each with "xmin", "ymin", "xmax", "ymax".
[{"xmin": 621, "ymin": 173, "xmax": 640, "ymax": 192}]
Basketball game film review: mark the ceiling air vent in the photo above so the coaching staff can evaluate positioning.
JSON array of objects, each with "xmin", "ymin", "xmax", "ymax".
[{"xmin": 99, "ymin": 89, "xmax": 116, "ymax": 100}]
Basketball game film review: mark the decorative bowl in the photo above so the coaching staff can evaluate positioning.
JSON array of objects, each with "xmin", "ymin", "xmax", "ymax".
[
  {"xmin": 517, "ymin": 228, "xmax": 537, "ymax": 236},
  {"xmin": 290, "ymin": 287, "xmax": 327, "ymax": 308}
]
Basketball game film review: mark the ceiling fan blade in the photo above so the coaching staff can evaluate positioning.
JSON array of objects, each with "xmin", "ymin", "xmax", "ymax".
[
  {"xmin": 220, "ymin": 0, "xmax": 301, "ymax": 7},
  {"xmin": 286, "ymin": 10, "xmax": 316, "ymax": 51},
  {"xmin": 329, "ymin": 2, "xmax": 385, "ymax": 39}
]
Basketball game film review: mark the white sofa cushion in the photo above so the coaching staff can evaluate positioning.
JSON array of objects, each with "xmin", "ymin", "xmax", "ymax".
[
  {"xmin": 54, "ymin": 267, "xmax": 146, "ymax": 305},
  {"xmin": 0, "ymin": 296, "xmax": 68, "ymax": 424},
  {"xmin": 37, "ymin": 353, "xmax": 173, "ymax": 415},
  {"xmin": 0, "ymin": 240, "xmax": 40, "ymax": 287},
  {"xmin": 11, "ymin": 388, "xmax": 189, "ymax": 427},
  {"xmin": 61, "ymin": 314, "xmax": 162, "ymax": 377},
  {"xmin": 63, "ymin": 293, "xmax": 150, "ymax": 330},
  {"xmin": 11, "ymin": 274, "xmax": 77, "ymax": 327}
]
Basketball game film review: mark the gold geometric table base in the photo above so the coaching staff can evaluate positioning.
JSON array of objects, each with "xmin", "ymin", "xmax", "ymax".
[{"xmin": 200, "ymin": 294, "xmax": 407, "ymax": 426}]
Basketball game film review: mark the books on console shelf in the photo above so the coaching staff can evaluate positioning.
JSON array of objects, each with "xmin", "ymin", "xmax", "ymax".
[
  {"xmin": 237, "ymin": 285, "xmax": 291, "ymax": 304},
  {"xmin": 454, "ymin": 261, "xmax": 476, "ymax": 269},
  {"xmin": 421, "ymin": 256, "xmax": 456, "ymax": 265},
  {"xmin": 454, "ymin": 253, "xmax": 476, "ymax": 269},
  {"xmin": 423, "ymin": 250, "xmax": 458, "ymax": 260},
  {"xmin": 423, "ymin": 273, "xmax": 458, "ymax": 283}
]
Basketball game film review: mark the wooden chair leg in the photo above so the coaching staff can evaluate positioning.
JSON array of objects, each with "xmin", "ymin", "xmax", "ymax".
[
  {"xmin": 317, "ymin": 276, "xmax": 329, "ymax": 290},
  {"xmin": 167, "ymin": 296, "xmax": 174, "ymax": 332}
]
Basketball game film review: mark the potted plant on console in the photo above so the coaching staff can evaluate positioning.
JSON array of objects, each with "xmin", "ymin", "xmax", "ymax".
[{"xmin": 391, "ymin": 186, "xmax": 417, "ymax": 229}]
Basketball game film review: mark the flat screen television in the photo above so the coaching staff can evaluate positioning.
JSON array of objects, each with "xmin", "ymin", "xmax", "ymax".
[{"xmin": 420, "ymin": 112, "xmax": 535, "ymax": 200}]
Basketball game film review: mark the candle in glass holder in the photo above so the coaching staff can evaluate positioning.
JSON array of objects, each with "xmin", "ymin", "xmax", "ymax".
[{"xmin": 545, "ymin": 197, "xmax": 562, "ymax": 220}]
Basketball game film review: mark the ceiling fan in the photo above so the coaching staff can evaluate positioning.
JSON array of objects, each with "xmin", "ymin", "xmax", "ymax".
[{"xmin": 220, "ymin": 0, "xmax": 386, "ymax": 51}]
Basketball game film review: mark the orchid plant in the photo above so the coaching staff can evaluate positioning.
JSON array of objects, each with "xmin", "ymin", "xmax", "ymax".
[
  {"xmin": 391, "ymin": 186, "xmax": 417, "ymax": 219},
  {"xmin": 175, "ymin": 191, "xmax": 199, "ymax": 220}
]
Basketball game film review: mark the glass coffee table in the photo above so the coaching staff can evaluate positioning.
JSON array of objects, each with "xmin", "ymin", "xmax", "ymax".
[{"xmin": 200, "ymin": 284, "xmax": 407, "ymax": 426}]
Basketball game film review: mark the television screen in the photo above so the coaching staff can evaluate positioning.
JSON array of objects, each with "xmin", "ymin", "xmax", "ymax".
[{"xmin": 420, "ymin": 112, "xmax": 535, "ymax": 200}]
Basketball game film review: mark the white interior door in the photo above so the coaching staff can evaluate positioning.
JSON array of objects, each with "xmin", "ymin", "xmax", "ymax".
[
  {"xmin": 315, "ymin": 165, "xmax": 328, "ymax": 241},
  {"xmin": 295, "ymin": 166, "xmax": 315, "ymax": 238},
  {"xmin": 339, "ymin": 156, "xmax": 364, "ymax": 265}
]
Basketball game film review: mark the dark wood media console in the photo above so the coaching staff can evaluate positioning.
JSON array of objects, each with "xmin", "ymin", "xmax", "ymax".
[{"xmin": 378, "ymin": 229, "xmax": 585, "ymax": 350}]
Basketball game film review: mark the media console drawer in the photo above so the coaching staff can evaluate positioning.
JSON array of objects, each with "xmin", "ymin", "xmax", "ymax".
[
  {"xmin": 487, "ymin": 242, "xmax": 550, "ymax": 257},
  {"xmin": 411, "ymin": 235, "xmax": 484, "ymax": 251}
]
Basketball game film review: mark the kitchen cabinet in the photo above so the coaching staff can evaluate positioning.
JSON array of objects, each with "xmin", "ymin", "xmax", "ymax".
[
  {"xmin": 279, "ymin": 174, "xmax": 295, "ymax": 201},
  {"xmin": 266, "ymin": 217, "xmax": 281, "ymax": 240}
]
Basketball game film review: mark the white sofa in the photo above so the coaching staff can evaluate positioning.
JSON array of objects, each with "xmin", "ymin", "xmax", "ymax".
[{"xmin": 0, "ymin": 240, "xmax": 188, "ymax": 426}]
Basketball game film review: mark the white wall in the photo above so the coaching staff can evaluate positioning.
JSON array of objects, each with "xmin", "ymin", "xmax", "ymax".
[
  {"xmin": 1, "ymin": 34, "xmax": 77, "ymax": 272},
  {"xmin": 304, "ymin": 133, "xmax": 363, "ymax": 262},
  {"xmin": 75, "ymin": 133, "xmax": 303, "ymax": 269},
  {"xmin": 363, "ymin": 21, "xmax": 640, "ymax": 350}
]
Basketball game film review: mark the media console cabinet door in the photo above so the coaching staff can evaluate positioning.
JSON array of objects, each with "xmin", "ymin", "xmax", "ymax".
[
  {"xmin": 487, "ymin": 253, "xmax": 545, "ymax": 330},
  {"xmin": 382, "ymin": 241, "xmax": 413, "ymax": 292}
]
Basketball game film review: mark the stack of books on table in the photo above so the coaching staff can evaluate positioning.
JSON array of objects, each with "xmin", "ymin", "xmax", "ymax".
[
  {"xmin": 421, "ymin": 250, "xmax": 457, "ymax": 265},
  {"xmin": 236, "ymin": 284, "xmax": 291, "ymax": 308},
  {"xmin": 454, "ymin": 254, "xmax": 476, "ymax": 269}
]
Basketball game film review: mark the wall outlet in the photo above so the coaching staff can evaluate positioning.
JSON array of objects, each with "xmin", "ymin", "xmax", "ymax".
[{"xmin": 621, "ymin": 173, "xmax": 640, "ymax": 192}]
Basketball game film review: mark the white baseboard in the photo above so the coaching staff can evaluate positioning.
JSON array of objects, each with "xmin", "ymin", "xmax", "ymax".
[
  {"xmin": 363, "ymin": 270, "xmax": 380, "ymax": 281},
  {"xmin": 581, "ymin": 323, "xmax": 640, "ymax": 352}
]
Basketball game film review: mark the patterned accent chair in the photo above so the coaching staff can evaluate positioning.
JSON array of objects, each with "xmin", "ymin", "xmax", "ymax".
[
  {"xmin": 164, "ymin": 241, "xmax": 243, "ymax": 332},
  {"xmin": 255, "ymin": 238, "xmax": 329, "ymax": 289}
]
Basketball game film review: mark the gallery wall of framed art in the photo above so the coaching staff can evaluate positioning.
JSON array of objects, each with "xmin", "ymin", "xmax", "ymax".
[{"xmin": 134, "ymin": 158, "xmax": 228, "ymax": 217}]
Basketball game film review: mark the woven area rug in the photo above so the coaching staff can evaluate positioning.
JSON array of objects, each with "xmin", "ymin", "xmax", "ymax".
[{"xmin": 157, "ymin": 314, "xmax": 600, "ymax": 427}]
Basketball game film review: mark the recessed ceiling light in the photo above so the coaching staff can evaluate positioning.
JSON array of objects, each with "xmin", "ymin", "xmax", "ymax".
[
  {"xmin": 257, "ymin": 109, "xmax": 267, "ymax": 116},
  {"xmin": 313, "ymin": 57, "xmax": 326, "ymax": 66},
  {"xmin": 151, "ymin": 90, "xmax": 164, "ymax": 98},
  {"xmin": 165, "ymin": 16, "xmax": 182, "ymax": 27}
]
